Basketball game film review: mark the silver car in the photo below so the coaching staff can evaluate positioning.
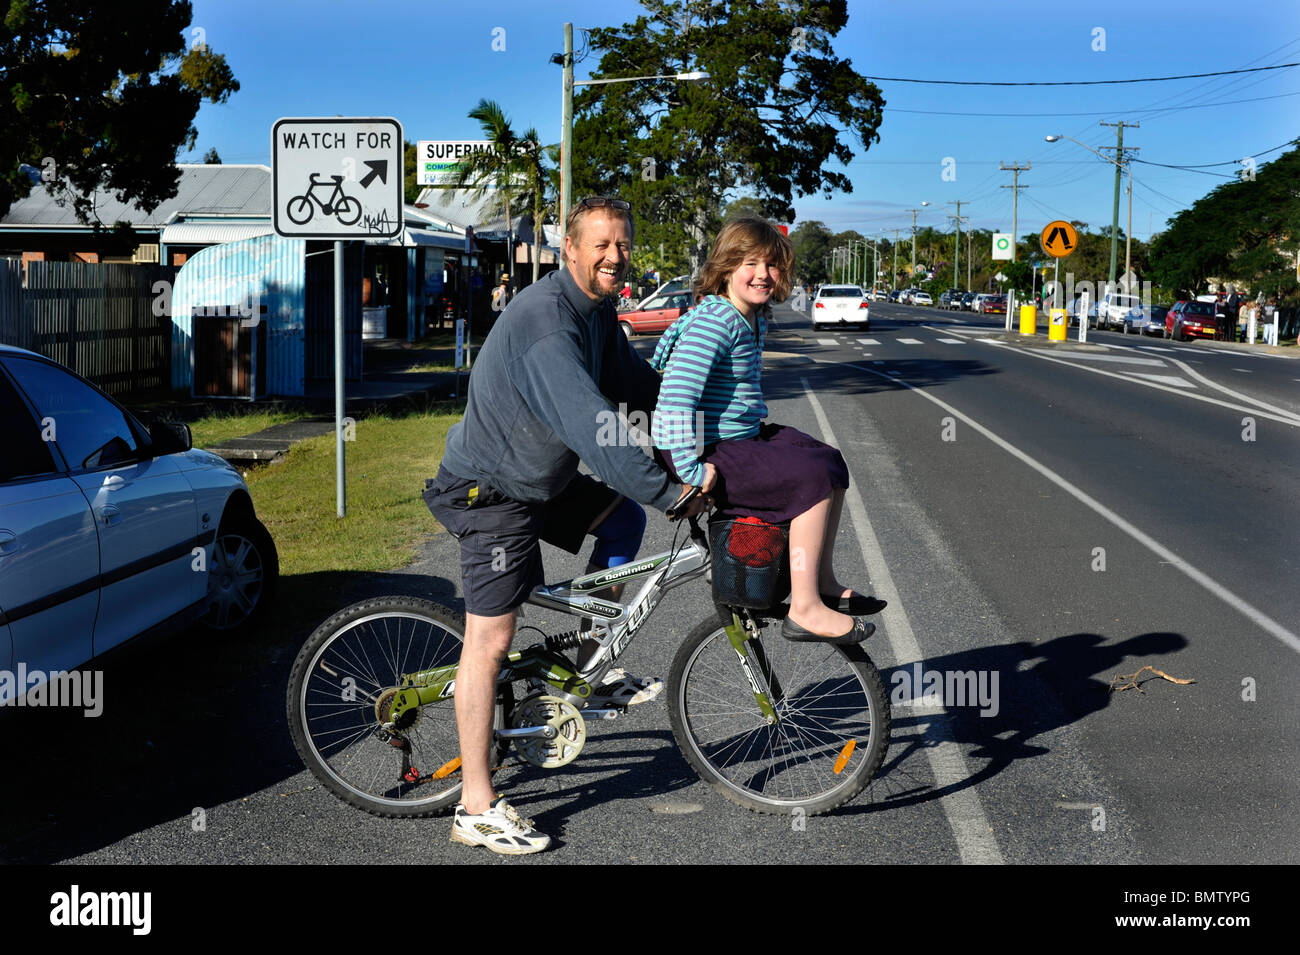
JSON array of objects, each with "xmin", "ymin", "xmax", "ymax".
[{"xmin": 0, "ymin": 345, "xmax": 278, "ymax": 703}]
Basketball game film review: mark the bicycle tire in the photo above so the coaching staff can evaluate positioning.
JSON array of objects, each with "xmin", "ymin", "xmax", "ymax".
[
  {"xmin": 667, "ymin": 614, "xmax": 889, "ymax": 815},
  {"xmin": 286, "ymin": 195, "xmax": 313, "ymax": 225},
  {"xmin": 286, "ymin": 595, "xmax": 509, "ymax": 818},
  {"xmin": 335, "ymin": 196, "xmax": 362, "ymax": 226}
]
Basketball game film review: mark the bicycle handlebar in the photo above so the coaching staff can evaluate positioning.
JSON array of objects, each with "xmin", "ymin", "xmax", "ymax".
[{"xmin": 666, "ymin": 484, "xmax": 703, "ymax": 521}]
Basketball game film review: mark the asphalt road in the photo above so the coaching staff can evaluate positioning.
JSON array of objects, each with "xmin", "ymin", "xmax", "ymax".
[{"xmin": 4, "ymin": 299, "xmax": 1295, "ymax": 867}]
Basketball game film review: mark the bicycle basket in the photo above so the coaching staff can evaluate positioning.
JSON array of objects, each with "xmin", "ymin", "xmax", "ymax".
[{"xmin": 707, "ymin": 516, "xmax": 791, "ymax": 609}]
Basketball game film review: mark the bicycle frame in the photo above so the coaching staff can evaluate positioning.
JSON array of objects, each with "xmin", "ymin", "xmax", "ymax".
[{"xmin": 384, "ymin": 517, "xmax": 787, "ymax": 728}]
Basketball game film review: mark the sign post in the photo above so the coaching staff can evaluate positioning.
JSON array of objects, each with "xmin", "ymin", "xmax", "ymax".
[
  {"xmin": 273, "ymin": 117, "xmax": 404, "ymax": 518},
  {"xmin": 1039, "ymin": 219, "xmax": 1077, "ymax": 341}
]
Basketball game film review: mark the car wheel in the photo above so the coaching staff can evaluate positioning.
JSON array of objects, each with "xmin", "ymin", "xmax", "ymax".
[
  {"xmin": 620, "ymin": 322, "xmax": 633, "ymax": 339},
  {"xmin": 200, "ymin": 511, "xmax": 279, "ymax": 633}
]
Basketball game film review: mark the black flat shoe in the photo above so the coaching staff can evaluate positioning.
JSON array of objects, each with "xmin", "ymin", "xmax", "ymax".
[
  {"xmin": 820, "ymin": 592, "xmax": 888, "ymax": 615},
  {"xmin": 780, "ymin": 615, "xmax": 875, "ymax": 645}
]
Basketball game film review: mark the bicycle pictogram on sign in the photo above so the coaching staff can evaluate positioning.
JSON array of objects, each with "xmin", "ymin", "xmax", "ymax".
[{"xmin": 286, "ymin": 174, "xmax": 362, "ymax": 227}]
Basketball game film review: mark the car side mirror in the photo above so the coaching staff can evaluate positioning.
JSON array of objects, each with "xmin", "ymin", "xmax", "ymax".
[{"xmin": 148, "ymin": 421, "xmax": 192, "ymax": 455}]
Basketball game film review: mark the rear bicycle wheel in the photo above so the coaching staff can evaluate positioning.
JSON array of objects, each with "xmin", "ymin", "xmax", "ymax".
[
  {"xmin": 286, "ymin": 596, "xmax": 509, "ymax": 818},
  {"xmin": 668, "ymin": 614, "xmax": 889, "ymax": 815}
]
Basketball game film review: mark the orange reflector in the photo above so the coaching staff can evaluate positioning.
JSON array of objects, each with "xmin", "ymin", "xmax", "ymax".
[
  {"xmin": 431, "ymin": 757, "xmax": 462, "ymax": 779},
  {"xmin": 833, "ymin": 740, "xmax": 856, "ymax": 775}
]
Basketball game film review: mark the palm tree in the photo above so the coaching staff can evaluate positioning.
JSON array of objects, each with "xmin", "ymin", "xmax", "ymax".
[{"xmin": 453, "ymin": 100, "xmax": 557, "ymax": 287}]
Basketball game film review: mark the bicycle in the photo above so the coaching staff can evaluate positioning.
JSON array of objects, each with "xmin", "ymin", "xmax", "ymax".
[
  {"xmin": 286, "ymin": 173, "xmax": 362, "ymax": 227},
  {"xmin": 285, "ymin": 490, "xmax": 890, "ymax": 817}
]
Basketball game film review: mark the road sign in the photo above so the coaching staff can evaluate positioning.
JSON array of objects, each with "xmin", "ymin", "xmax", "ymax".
[
  {"xmin": 1039, "ymin": 219, "xmax": 1078, "ymax": 259},
  {"xmin": 273, "ymin": 117, "xmax": 403, "ymax": 240},
  {"xmin": 995, "ymin": 271, "xmax": 1007, "ymax": 282},
  {"xmin": 992, "ymin": 233, "xmax": 1013, "ymax": 260}
]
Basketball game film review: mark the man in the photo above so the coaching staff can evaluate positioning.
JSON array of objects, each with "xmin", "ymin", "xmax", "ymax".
[{"xmin": 423, "ymin": 196, "xmax": 708, "ymax": 855}]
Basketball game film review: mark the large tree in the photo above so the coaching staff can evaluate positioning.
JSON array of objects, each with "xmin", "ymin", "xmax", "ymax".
[
  {"xmin": 1149, "ymin": 142, "xmax": 1299, "ymax": 302},
  {"xmin": 572, "ymin": 0, "xmax": 885, "ymax": 274},
  {"xmin": 2, "ymin": 1, "xmax": 239, "ymax": 224}
]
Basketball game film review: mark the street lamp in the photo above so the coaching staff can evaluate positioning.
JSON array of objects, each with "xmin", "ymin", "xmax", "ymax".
[
  {"xmin": 1046, "ymin": 134, "xmax": 1135, "ymax": 295},
  {"xmin": 558, "ymin": 23, "xmax": 709, "ymax": 259}
]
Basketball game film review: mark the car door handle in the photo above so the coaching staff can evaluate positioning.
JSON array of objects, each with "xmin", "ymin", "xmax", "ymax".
[
  {"xmin": 0, "ymin": 530, "xmax": 16, "ymax": 555},
  {"xmin": 98, "ymin": 504, "xmax": 121, "ymax": 527}
]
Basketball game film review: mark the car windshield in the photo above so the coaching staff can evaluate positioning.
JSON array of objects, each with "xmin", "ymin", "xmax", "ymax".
[{"xmin": 1188, "ymin": 302, "xmax": 1215, "ymax": 315}]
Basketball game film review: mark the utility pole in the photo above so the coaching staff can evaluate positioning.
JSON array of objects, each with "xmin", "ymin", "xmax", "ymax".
[
  {"xmin": 999, "ymin": 161, "xmax": 1030, "ymax": 261},
  {"xmin": 947, "ymin": 200, "xmax": 966, "ymax": 289},
  {"xmin": 892, "ymin": 229, "xmax": 899, "ymax": 288},
  {"xmin": 558, "ymin": 23, "xmax": 574, "ymax": 266},
  {"xmin": 906, "ymin": 208, "xmax": 924, "ymax": 277},
  {"xmin": 1100, "ymin": 120, "xmax": 1139, "ymax": 293},
  {"xmin": 966, "ymin": 225, "xmax": 972, "ymax": 289}
]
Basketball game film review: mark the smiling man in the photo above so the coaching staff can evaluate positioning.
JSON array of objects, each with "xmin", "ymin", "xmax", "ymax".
[{"xmin": 422, "ymin": 196, "xmax": 706, "ymax": 855}]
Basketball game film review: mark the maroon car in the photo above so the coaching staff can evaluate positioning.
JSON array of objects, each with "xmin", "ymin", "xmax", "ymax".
[
  {"xmin": 980, "ymin": 294, "xmax": 1007, "ymax": 315},
  {"xmin": 618, "ymin": 289, "xmax": 695, "ymax": 337},
  {"xmin": 1166, "ymin": 301, "xmax": 1220, "ymax": 341}
]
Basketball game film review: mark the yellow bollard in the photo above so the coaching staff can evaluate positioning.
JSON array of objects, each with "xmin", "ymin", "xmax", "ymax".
[
  {"xmin": 1049, "ymin": 308, "xmax": 1067, "ymax": 341},
  {"xmin": 1019, "ymin": 304, "xmax": 1037, "ymax": 335}
]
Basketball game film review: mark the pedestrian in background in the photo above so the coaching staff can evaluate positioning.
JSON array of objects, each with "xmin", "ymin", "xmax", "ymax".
[{"xmin": 1222, "ymin": 284, "xmax": 1241, "ymax": 342}]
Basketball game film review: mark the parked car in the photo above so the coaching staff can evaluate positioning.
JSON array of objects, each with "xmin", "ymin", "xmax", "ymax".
[
  {"xmin": 938, "ymin": 289, "xmax": 965, "ymax": 309},
  {"xmin": 961, "ymin": 292, "xmax": 978, "ymax": 311},
  {"xmin": 1167, "ymin": 300, "xmax": 1220, "ymax": 341},
  {"xmin": 912, "ymin": 291, "xmax": 934, "ymax": 307},
  {"xmin": 971, "ymin": 293, "xmax": 991, "ymax": 313},
  {"xmin": 979, "ymin": 294, "xmax": 1007, "ymax": 315},
  {"xmin": 1066, "ymin": 296, "xmax": 1100, "ymax": 328},
  {"xmin": 1123, "ymin": 304, "xmax": 1168, "ymax": 336},
  {"xmin": 1099, "ymin": 292, "xmax": 1142, "ymax": 331},
  {"xmin": 0, "ymin": 345, "xmax": 278, "ymax": 703},
  {"xmin": 618, "ymin": 289, "xmax": 695, "ymax": 337},
  {"xmin": 813, "ymin": 284, "xmax": 869, "ymax": 328}
]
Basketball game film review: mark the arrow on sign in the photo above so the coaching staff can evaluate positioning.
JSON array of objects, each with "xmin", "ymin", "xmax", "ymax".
[
  {"xmin": 1046, "ymin": 226, "xmax": 1073, "ymax": 252},
  {"xmin": 359, "ymin": 160, "xmax": 388, "ymax": 189}
]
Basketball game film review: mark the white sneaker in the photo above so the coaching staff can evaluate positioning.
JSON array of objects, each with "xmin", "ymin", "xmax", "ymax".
[
  {"xmin": 592, "ymin": 668, "xmax": 664, "ymax": 706},
  {"xmin": 450, "ymin": 797, "xmax": 551, "ymax": 855}
]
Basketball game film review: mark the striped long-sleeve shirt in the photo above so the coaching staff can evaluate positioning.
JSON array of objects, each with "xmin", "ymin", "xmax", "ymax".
[{"xmin": 650, "ymin": 295, "xmax": 767, "ymax": 486}]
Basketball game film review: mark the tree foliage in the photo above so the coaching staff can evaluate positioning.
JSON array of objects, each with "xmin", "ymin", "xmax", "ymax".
[
  {"xmin": 571, "ymin": 0, "xmax": 885, "ymax": 274},
  {"xmin": 2, "ymin": 0, "xmax": 240, "ymax": 224},
  {"xmin": 1149, "ymin": 142, "xmax": 1300, "ymax": 303}
]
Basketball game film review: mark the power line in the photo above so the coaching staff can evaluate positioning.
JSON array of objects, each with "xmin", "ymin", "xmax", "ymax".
[
  {"xmin": 882, "ymin": 89, "xmax": 1300, "ymax": 118},
  {"xmin": 861, "ymin": 62, "xmax": 1298, "ymax": 87},
  {"xmin": 1131, "ymin": 139, "xmax": 1296, "ymax": 171}
]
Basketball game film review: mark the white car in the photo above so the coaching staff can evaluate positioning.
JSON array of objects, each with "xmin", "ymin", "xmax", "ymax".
[
  {"xmin": 813, "ymin": 284, "xmax": 869, "ymax": 328},
  {"xmin": 0, "ymin": 344, "xmax": 278, "ymax": 703},
  {"xmin": 1100, "ymin": 292, "xmax": 1142, "ymax": 331},
  {"xmin": 912, "ymin": 291, "xmax": 933, "ymax": 307}
]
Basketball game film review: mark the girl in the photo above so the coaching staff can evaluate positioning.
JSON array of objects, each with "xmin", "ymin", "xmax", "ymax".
[{"xmin": 651, "ymin": 217, "xmax": 883, "ymax": 643}]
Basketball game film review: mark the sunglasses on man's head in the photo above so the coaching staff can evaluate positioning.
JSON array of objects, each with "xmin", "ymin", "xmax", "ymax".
[{"xmin": 577, "ymin": 196, "xmax": 631, "ymax": 212}]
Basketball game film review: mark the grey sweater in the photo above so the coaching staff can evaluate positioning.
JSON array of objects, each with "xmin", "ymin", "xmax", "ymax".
[{"xmin": 440, "ymin": 267, "xmax": 678, "ymax": 511}]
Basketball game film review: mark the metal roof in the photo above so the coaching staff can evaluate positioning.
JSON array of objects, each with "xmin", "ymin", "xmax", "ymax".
[
  {"xmin": 161, "ymin": 220, "xmax": 274, "ymax": 245},
  {"xmin": 1, "ymin": 164, "xmax": 271, "ymax": 229}
]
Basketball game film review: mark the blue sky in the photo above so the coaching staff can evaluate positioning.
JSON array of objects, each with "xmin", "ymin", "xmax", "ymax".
[{"xmin": 188, "ymin": 0, "xmax": 1299, "ymax": 243}]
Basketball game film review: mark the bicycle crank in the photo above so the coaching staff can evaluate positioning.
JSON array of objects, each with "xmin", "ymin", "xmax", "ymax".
[{"xmin": 510, "ymin": 694, "xmax": 587, "ymax": 769}]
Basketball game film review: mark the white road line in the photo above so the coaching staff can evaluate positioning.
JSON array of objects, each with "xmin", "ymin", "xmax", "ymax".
[
  {"xmin": 857, "ymin": 338, "xmax": 880, "ymax": 345},
  {"xmin": 816, "ymin": 338, "xmax": 839, "ymax": 346},
  {"xmin": 834, "ymin": 359, "xmax": 1300, "ymax": 657},
  {"xmin": 1232, "ymin": 368, "xmax": 1252, "ymax": 373},
  {"xmin": 1126, "ymin": 373, "xmax": 1195, "ymax": 388},
  {"xmin": 977, "ymin": 340, "xmax": 1300, "ymax": 427},
  {"xmin": 801, "ymin": 379, "xmax": 1004, "ymax": 866},
  {"xmin": 898, "ymin": 338, "xmax": 923, "ymax": 345},
  {"xmin": 1030, "ymin": 351, "xmax": 1167, "ymax": 367},
  {"xmin": 1136, "ymin": 345, "xmax": 1176, "ymax": 353},
  {"xmin": 937, "ymin": 338, "xmax": 965, "ymax": 344},
  {"xmin": 1143, "ymin": 354, "xmax": 1300, "ymax": 424}
]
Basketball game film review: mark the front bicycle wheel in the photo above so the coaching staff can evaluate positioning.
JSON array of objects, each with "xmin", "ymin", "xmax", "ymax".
[
  {"xmin": 286, "ymin": 595, "xmax": 507, "ymax": 818},
  {"xmin": 286, "ymin": 195, "xmax": 313, "ymax": 225},
  {"xmin": 668, "ymin": 614, "xmax": 889, "ymax": 815}
]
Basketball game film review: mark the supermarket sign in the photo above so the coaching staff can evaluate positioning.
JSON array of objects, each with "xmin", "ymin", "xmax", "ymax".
[{"xmin": 417, "ymin": 140, "xmax": 499, "ymax": 186}]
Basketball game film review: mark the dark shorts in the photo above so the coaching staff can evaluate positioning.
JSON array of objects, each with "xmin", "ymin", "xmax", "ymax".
[
  {"xmin": 422, "ymin": 465, "xmax": 620, "ymax": 617},
  {"xmin": 662, "ymin": 423, "xmax": 849, "ymax": 524}
]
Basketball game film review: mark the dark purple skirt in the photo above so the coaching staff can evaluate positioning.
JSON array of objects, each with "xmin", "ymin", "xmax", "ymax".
[{"xmin": 664, "ymin": 423, "xmax": 849, "ymax": 524}]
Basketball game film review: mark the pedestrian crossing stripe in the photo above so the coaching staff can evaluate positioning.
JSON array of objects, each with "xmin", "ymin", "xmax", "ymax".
[
  {"xmin": 898, "ymin": 338, "xmax": 923, "ymax": 344},
  {"xmin": 857, "ymin": 338, "xmax": 880, "ymax": 345},
  {"xmin": 938, "ymin": 338, "xmax": 964, "ymax": 344},
  {"xmin": 816, "ymin": 338, "xmax": 838, "ymax": 345}
]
